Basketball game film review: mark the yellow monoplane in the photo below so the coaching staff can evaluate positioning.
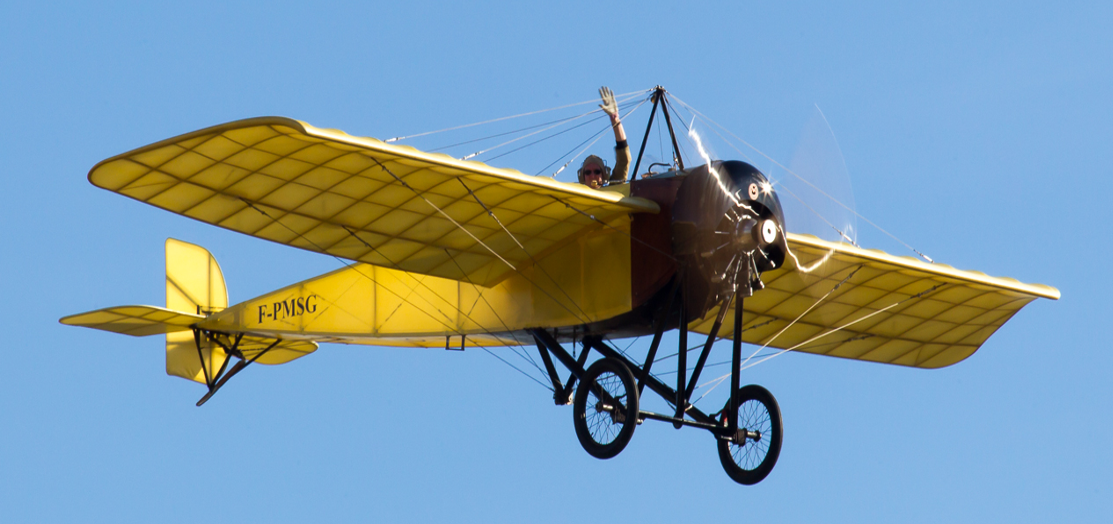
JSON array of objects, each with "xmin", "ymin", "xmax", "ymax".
[{"xmin": 62, "ymin": 88, "xmax": 1058, "ymax": 485}]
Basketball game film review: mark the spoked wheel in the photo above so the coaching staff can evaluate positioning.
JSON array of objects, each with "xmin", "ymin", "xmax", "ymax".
[
  {"xmin": 717, "ymin": 384, "xmax": 783, "ymax": 485},
  {"xmin": 573, "ymin": 358, "xmax": 640, "ymax": 459}
]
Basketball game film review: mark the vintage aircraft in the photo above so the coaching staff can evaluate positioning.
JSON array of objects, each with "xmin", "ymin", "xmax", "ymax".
[{"xmin": 61, "ymin": 88, "xmax": 1059, "ymax": 485}]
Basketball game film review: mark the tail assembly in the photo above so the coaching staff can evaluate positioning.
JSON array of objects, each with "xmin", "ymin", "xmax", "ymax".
[
  {"xmin": 60, "ymin": 239, "xmax": 317, "ymax": 405},
  {"xmin": 165, "ymin": 238, "xmax": 229, "ymax": 384}
]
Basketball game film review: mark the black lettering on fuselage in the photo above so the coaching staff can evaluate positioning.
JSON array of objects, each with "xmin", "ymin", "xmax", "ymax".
[{"xmin": 258, "ymin": 294, "xmax": 320, "ymax": 323}]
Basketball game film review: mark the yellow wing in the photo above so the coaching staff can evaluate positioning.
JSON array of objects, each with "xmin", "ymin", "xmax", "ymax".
[
  {"xmin": 89, "ymin": 117, "xmax": 659, "ymax": 287},
  {"xmin": 689, "ymin": 233, "xmax": 1060, "ymax": 369}
]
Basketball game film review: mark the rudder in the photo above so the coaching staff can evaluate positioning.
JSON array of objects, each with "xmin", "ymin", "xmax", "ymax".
[{"xmin": 165, "ymin": 238, "xmax": 228, "ymax": 384}]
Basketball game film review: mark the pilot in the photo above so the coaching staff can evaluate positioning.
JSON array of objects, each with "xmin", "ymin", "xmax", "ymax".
[{"xmin": 578, "ymin": 86, "xmax": 631, "ymax": 189}]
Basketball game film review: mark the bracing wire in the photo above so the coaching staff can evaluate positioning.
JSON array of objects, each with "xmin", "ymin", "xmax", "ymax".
[
  {"xmin": 667, "ymin": 93, "xmax": 934, "ymax": 263},
  {"xmin": 443, "ymin": 248, "xmax": 547, "ymax": 377},
  {"xmin": 667, "ymin": 97, "xmax": 859, "ymax": 247},
  {"xmin": 428, "ymin": 112, "xmax": 590, "ymax": 152},
  {"xmin": 477, "ymin": 345, "xmax": 553, "ymax": 391},
  {"xmin": 696, "ymin": 282, "xmax": 949, "ymax": 387},
  {"xmin": 484, "ymin": 112, "xmax": 616, "ymax": 163},
  {"xmin": 362, "ymin": 155, "xmax": 607, "ymax": 330},
  {"xmin": 539, "ymin": 94, "xmax": 652, "ymax": 178},
  {"xmin": 384, "ymin": 88, "xmax": 653, "ymax": 143},
  {"xmin": 738, "ymin": 265, "xmax": 862, "ymax": 369},
  {"xmin": 646, "ymin": 264, "xmax": 859, "ymax": 406},
  {"xmin": 736, "ymin": 282, "xmax": 947, "ymax": 372},
  {"xmin": 457, "ymin": 179, "xmax": 593, "ymax": 323},
  {"xmin": 459, "ymin": 109, "xmax": 601, "ymax": 161},
  {"xmin": 238, "ymin": 199, "xmax": 555, "ymax": 390},
  {"xmin": 548, "ymin": 195, "xmax": 676, "ymax": 262},
  {"xmin": 440, "ymin": 95, "xmax": 645, "ymax": 161}
]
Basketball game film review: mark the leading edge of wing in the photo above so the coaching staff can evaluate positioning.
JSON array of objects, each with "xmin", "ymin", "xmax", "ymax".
[
  {"xmin": 786, "ymin": 233, "xmax": 1060, "ymax": 300},
  {"xmin": 88, "ymin": 116, "xmax": 661, "ymax": 214}
]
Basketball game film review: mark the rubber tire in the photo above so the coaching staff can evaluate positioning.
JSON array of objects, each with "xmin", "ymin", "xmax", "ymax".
[
  {"xmin": 573, "ymin": 358, "xmax": 640, "ymax": 460},
  {"xmin": 717, "ymin": 384, "xmax": 783, "ymax": 485}
]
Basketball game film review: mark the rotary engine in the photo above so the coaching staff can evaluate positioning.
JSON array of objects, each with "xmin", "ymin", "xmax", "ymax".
[{"xmin": 671, "ymin": 161, "xmax": 788, "ymax": 321}]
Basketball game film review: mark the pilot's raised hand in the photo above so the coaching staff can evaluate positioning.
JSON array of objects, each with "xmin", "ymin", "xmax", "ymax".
[{"xmin": 599, "ymin": 86, "xmax": 619, "ymax": 121}]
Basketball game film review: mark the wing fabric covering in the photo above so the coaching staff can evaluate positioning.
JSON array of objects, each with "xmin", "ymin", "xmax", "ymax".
[
  {"xmin": 688, "ymin": 233, "xmax": 1060, "ymax": 369},
  {"xmin": 60, "ymin": 306, "xmax": 204, "ymax": 336},
  {"xmin": 89, "ymin": 117, "xmax": 659, "ymax": 287}
]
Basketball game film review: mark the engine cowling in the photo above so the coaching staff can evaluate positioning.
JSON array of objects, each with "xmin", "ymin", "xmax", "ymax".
[{"xmin": 671, "ymin": 161, "xmax": 787, "ymax": 320}]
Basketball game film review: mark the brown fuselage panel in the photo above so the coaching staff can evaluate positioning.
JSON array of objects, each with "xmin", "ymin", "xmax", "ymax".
[{"xmin": 630, "ymin": 177, "xmax": 682, "ymax": 308}]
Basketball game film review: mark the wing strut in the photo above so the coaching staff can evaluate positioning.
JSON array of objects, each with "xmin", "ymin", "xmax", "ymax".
[{"xmin": 632, "ymin": 86, "xmax": 686, "ymax": 178}]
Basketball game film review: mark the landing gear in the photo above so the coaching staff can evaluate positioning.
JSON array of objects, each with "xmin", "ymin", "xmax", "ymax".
[
  {"xmin": 529, "ymin": 147, "xmax": 789, "ymax": 482},
  {"xmin": 717, "ymin": 385, "xmax": 783, "ymax": 485},
  {"xmin": 572, "ymin": 358, "xmax": 640, "ymax": 459}
]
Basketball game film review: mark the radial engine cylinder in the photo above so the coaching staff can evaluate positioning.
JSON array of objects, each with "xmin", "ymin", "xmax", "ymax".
[{"xmin": 670, "ymin": 161, "xmax": 788, "ymax": 320}]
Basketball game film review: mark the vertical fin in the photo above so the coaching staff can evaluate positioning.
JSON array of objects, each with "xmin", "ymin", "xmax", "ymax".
[{"xmin": 165, "ymin": 238, "xmax": 229, "ymax": 384}]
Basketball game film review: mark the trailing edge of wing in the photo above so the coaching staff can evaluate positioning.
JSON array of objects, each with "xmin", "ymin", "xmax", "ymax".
[
  {"xmin": 89, "ymin": 117, "xmax": 659, "ymax": 287},
  {"xmin": 689, "ymin": 233, "xmax": 1060, "ymax": 369}
]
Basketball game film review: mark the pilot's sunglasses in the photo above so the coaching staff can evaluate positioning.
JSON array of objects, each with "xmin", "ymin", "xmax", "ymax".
[{"xmin": 585, "ymin": 169, "xmax": 602, "ymax": 175}]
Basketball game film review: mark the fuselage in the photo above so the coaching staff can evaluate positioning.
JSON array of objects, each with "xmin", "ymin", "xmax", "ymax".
[{"xmin": 199, "ymin": 162, "xmax": 784, "ymax": 347}]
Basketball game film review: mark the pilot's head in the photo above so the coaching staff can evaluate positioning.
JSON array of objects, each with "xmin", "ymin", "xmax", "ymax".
[{"xmin": 578, "ymin": 155, "xmax": 610, "ymax": 189}]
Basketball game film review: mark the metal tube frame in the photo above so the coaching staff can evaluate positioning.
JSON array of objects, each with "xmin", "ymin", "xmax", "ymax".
[
  {"xmin": 632, "ymin": 86, "xmax": 686, "ymax": 179},
  {"xmin": 192, "ymin": 330, "xmax": 279, "ymax": 407}
]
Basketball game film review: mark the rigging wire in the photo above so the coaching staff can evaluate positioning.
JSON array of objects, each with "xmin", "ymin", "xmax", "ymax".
[
  {"xmin": 738, "ymin": 265, "xmax": 862, "ymax": 370},
  {"xmin": 365, "ymin": 157, "xmax": 517, "ymax": 271},
  {"xmin": 361, "ymin": 156, "xmax": 615, "ymax": 331},
  {"xmin": 538, "ymin": 94, "xmax": 652, "ymax": 178},
  {"xmin": 666, "ymin": 93, "xmax": 934, "ymax": 263},
  {"xmin": 477, "ymin": 344, "xmax": 554, "ymax": 391},
  {"xmin": 239, "ymin": 202, "xmax": 458, "ymax": 332},
  {"xmin": 459, "ymin": 108, "xmax": 601, "ymax": 161},
  {"xmin": 384, "ymin": 88, "xmax": 653, "ymax": 143},
  {"xmin": 443, "ymin": 248, "xmax": 547, "ymax": 377},
  {"xmin": 666, "ymin": 97, "xmax": 859, "ymax": 247},
  {"xmin": 652, "ymin": 318, "xmax": 779, "ymax": 364},
  {"xmin": 339, "ymin": 223, "xmax": 540, "ymax": 354},
  {"xmin": 548, "ymin": 195, "xmax": 677, "ymax": 262},
  {"xmin": 433, "ymin": 96, "xmax": 644, "ymax": 157},
  {"xmin": 457, "ymin": 179, "xmax": 593, "ymax": 323},
  {"xmin": 737, "ymin": 282, "xmax": 947, "ymax": 372},
  {"xmin": 697, "ymin": 281, "xmax": 949, "ymax": 387},
  {"xmin": 483, "ymin": 113, "xmax": 609, "ymax": 163},
  {"xmin": 535, "ymin": 124, "xmax": 611, "ymax": 177},
  {"xmin": 677, "ymin": 264, "xmax": 862, "ymax": 402},
  {"xmin": 237, "ymin": 199, "xmax": 554, "ymax": 390},
  {"xmin": 428, "ymin": 112, "xmax": 589, "ymax": 152},
  {"xmin": 646, "ymin": 264, "xmax": 861, "ymax": 406}
]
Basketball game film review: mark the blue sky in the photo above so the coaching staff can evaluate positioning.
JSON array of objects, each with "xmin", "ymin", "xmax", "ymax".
[{"xmin": 2, "ymin": 1, "xmax": 1110, "ymax": 522}]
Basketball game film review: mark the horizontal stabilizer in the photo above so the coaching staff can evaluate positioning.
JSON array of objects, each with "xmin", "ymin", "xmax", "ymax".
[{"xmin": 60, "ymin": 305, "xmax": 204, "ymax": 337}]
